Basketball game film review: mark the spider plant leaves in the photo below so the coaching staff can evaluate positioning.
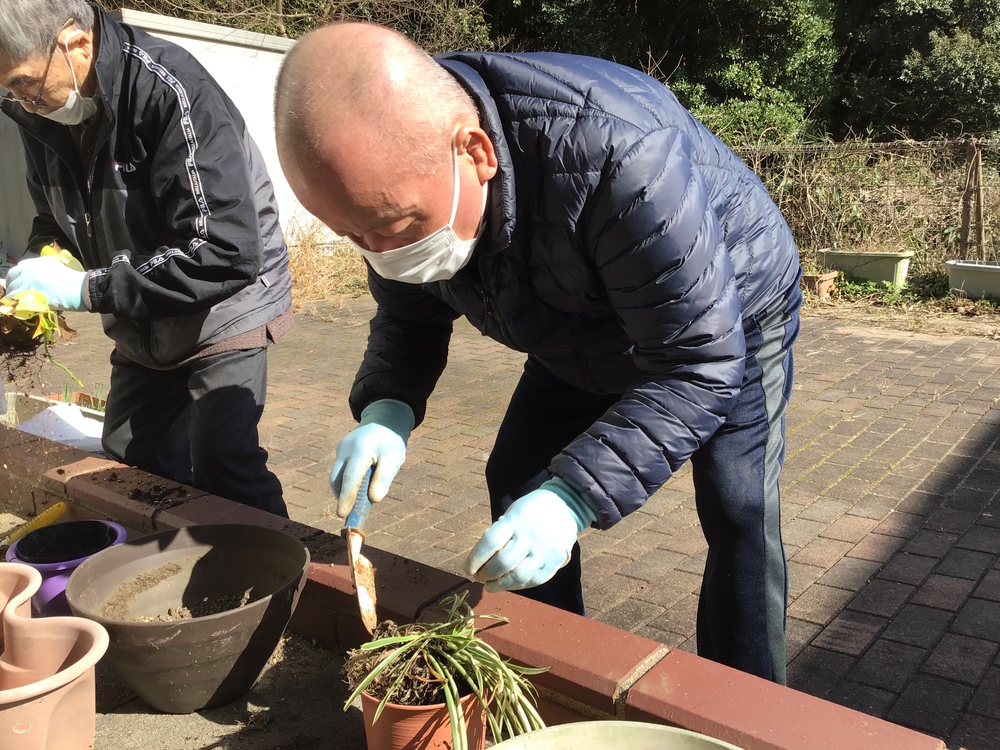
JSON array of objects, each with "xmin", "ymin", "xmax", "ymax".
[{"xmin": 343, "ymin": 591, "xmax": 547, "ymax": 748}]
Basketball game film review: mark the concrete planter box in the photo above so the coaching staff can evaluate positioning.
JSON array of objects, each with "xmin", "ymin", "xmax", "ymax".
[
  {"xmin": 818, "ymin": 249, "xmax": 914, "ymax": 287},
  {"xmin": 944, "ymin": 260, "xmax": 1000, "ymax": 300}
]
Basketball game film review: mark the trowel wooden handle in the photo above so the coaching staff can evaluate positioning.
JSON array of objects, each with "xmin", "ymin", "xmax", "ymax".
[{"xmin": 344, "ymin": 469, "xmax": 374, "ymax": 532}]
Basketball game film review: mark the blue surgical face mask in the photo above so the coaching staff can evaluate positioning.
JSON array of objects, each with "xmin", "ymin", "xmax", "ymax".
[
  {"xmin": 41, "ymin": 31, "xmax": 97, "ymax": 125},
  {"xmin": 357, "ymin": 139, "xmax": 488, "ymax": 284}
]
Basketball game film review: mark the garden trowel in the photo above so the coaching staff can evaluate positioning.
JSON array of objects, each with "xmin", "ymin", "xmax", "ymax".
[{"xmin": 342, "ymin": 468, "xmax": 378, "ymax": 634}]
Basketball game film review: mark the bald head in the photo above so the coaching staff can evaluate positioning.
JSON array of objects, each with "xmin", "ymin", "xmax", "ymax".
[
  {"xmin": 274, "ymin": 22, "xmax": 497, "ymax": 255},
  {"xmin": 275, "ymin": 22, "xmax": 476, "ymax": 179}
]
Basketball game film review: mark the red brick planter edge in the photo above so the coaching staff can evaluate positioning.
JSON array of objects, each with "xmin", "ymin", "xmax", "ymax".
[{"xmin": 0, "ymin": 427, "xmax": 946, "ymax": 750}]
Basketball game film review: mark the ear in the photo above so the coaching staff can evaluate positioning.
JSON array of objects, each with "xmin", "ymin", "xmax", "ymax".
[
  {"xmin": 457, "ymin": 125, "xmax": 498, "ymax": 183},
  {"xmin": 61, "ymin": 27, "xmax": 94, "ymax": 62}
]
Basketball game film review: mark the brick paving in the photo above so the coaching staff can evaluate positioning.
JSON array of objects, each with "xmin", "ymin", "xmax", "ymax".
[{"xmin": 14, "ymin": 300, "xmax": 1000, "ymax": 750}]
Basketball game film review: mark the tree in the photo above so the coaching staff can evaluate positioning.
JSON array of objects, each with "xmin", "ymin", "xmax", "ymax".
[
  {"xmin": 100, "ymin": 0, "xmax": 1000, "ymax": 140},
  {"xmin": 900, "ymin": 27, "xmax": 1000, "ymax": 137},
  {"xmin": 662, "ymin": 0, "xmax": 837, "ymax": 142},
  {"xmin": 483, "ymin": 0, "xmax": 837, "ymax": 142},
  {"xmin": 831, "ymin": 0, "xmax": 1000, "ymax": 138}
]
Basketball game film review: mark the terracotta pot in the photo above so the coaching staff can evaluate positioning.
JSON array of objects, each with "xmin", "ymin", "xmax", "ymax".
[
  {"xmin": 800, "ymin": 270, "xmax": 838, "ymax": 300},
  {"xmin": 361, "ymin": 690, "xmax": 487, "ymax": 750},
  {"xmin": 45, "ymin": 392, "xmax": 107, "ymax": 412},
  {"xmin": 0, "ymin": 562, "xmax": 109, "ymax": 750},
  {"xmin": 64, "ymin": 523, "xmax": 309, "ymax": 713}
]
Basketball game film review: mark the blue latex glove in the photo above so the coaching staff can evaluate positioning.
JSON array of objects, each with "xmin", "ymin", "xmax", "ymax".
[
  {"xmin": 330, "ymin": 399, "xmax": 414, "ymax": 517},
  {"xmin": 4, "ymin": 256, "xmax": 87, "ymax": 311},
  {"xmin": 464, "ymin": 477, "xmax": 597, "ymax": 592}
]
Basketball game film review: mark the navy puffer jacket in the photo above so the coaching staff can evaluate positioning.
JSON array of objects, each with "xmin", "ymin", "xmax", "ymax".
[{"xmin": 351, "ymin": 52, "xmax": 801, "ymax": 528}]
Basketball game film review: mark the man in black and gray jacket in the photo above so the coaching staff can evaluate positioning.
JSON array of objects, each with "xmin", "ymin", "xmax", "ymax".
[{"xmin": 0, "ymin": 0, "xmax": 293, "ymax": 516}]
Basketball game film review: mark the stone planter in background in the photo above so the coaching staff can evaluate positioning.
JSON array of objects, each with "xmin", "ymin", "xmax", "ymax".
[
  {"xmin": 818, "ymin": 249, "xmax": 914, "ymax": 288},
  {"xmin": 944, "ymin": 260, "xmax": 1000, "ymax": 300}
]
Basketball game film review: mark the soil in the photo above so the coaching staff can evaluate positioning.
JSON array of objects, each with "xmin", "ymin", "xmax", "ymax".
[
  {"xmin": 343, "ymin": 620, "xmax": 453, "ymax": 706},
  {"xmin": 0, "ymin": 336, "xmax": 45, "ymax": 387},
  {"xmin": 100, "ymin": 561, "xmax": 182, "ymax": 620},
  {"xmin": 802, "ymin": 296, "xmax": 1000, "ymax": 339},
  {"xmin": 90, "ymin": 471, "xmax": 191, "ymax": 506},
  {"xmin": 126, "ymin": 483, "xmax": 190, "ymax": 504},
  {"xmin": 131, "ymin": 588, "xmax": 252, "ymax": 622},
  {"xmin": 0, "ymin": 313, "xmax": 78, "ymax": 388},
  {"xmin": 100, "ymin": 559, "xmax": 253, "ymax": 621}
]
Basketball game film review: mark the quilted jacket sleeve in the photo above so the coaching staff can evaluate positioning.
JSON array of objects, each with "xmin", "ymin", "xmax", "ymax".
[
  {"xmin": 348, "ymin": 268, "xmax": 460, "ymax": 426},
  {"xmin": 87, "ymin": 79, "xmax": 263, "ymax": 318},
  {"xmin": 550, "ymin": 126, "xmax": 747, "ymax": 528}
]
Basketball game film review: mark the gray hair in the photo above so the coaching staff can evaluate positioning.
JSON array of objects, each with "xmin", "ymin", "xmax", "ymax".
[{"xmin": 0, "ymin": 0, "xmax": 94, "ymax": 60}]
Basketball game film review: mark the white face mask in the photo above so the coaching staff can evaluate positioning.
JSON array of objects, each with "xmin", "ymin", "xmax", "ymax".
[
  {"xmin": 41, "ymin": 31, "xmax": 97, "ymax": 125},
  {"xmin": 357, "ymin": 140, "xmax": 488, "ymax": 284}
]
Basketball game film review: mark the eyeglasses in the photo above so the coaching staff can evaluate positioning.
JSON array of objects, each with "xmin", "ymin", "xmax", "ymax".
[{"xmin": 0, "ymin": 19, "xmax": 75, "ymax": 107}]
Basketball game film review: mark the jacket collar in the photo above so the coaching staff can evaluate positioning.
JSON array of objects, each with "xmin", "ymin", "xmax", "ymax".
[
  {"xmin": 90, "ymin": 5, "xmax": 128, "ymax": 124},
  {"xmin": 436, "ymin": 56, "xmax": 515, "ymax": 255}
]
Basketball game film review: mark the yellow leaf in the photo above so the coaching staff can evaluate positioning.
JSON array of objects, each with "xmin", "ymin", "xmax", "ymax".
[
  {"xmin": 11, "ymin": 289, "xmax": 50, "ymax": 307},
  {"xmin": 9, "ymin": 297, "xmax": 50, "ymax": 314},
  {"xmin": 40, "ymin": 245, "xmax": 84, "ymax": 272}
]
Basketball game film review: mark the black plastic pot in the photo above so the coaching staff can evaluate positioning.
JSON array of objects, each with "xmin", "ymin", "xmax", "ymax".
[
  {"xmin": 64, "ymin": 523, "xmax": 310, "ymax": 713},
  {"xmin": 6, "ymin": 519, "xmax": 128, "ymax": 616}
]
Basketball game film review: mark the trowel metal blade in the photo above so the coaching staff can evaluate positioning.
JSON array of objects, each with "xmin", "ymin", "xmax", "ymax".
[
  {"xmin": 342, "ymin": 469, "xmax": 378, "ymax": 633},
  {"xmin": 346, "ymin": 528, "xmax": 378, "ymax": 634}
]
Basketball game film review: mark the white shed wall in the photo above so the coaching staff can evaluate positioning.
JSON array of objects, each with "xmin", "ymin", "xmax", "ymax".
[
  {"xmin": 0, "ymin": 117, "xmax": 34, "ymax": 259},
  {"xmin": 0, "ymin": 10, "xmax": 324, "ymax": 261}
]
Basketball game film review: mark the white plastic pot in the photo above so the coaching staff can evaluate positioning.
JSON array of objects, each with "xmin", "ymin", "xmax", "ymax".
[{"xmin": 490, "ymin": 720, "xmax": 745, "ymax": 749}]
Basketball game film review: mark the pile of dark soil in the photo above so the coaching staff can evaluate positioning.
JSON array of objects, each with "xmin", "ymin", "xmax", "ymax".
[
  {"xmin": 343, "ymin": 620, "xmax": 455, "ymax": 706},
  {"xmin": 0, "ymin": 320, "xmax": 44, "ymax": 385}
]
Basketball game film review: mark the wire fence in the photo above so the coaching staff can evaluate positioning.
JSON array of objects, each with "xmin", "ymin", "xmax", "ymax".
[{"xmin": 733, "ymin": 139, "xmax": 1000, "ymax": 270}]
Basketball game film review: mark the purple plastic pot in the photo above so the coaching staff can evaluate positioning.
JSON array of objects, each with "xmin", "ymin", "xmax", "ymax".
[{"xmin": 5, "ymin": 519, "xmax": 128, "ymax": 616}]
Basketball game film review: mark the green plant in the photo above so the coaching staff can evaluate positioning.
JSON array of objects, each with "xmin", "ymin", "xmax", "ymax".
[
  {"xmin": 0, "ymin": 289, "xmax": 63, "ymax": 345},
  {"xmin": 832, "ymin": 268, "xmax": 984, "ymax": 310},
  {"xmin": 834, "ymin": 274, "xmax": 905, "ymax": 306},
  {"xmin": 59, "ymin": 383, "xmax": 106, "ymax": 412},
  {"xmin": 903, "ymin": 268, "xmax": 951, "ymax": 300},
  {"xmin": 343, "ymin": 591, "xmax": 546, "ymax": 750}
]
